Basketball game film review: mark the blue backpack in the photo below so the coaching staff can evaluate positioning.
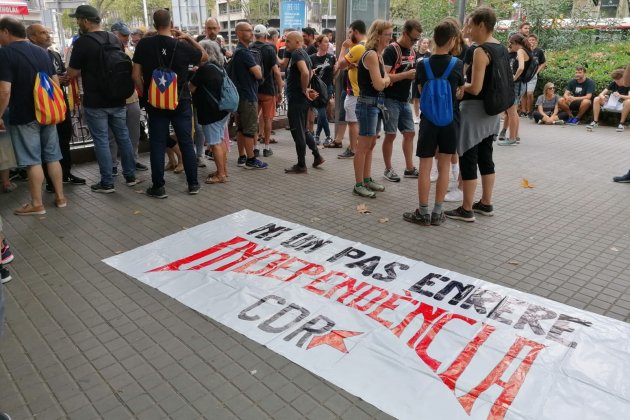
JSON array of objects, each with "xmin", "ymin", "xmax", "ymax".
[
  {"xmin": 420, "ymin": 56, "xmax": 458, "ymax": 127},
  {"xmin": 203, "ymin": 63, "xmax": 239, "ymax": 113}
]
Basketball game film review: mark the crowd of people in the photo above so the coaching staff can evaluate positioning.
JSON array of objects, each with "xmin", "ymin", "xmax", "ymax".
[{"xmin": 1, "ymin": 5, "xmax": 630, "ymax": 284}]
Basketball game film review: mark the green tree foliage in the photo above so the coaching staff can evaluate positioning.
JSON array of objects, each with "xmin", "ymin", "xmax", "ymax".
[{"xmin": 243, "ymin": 0, "xmax": 280, "ymax": 25}]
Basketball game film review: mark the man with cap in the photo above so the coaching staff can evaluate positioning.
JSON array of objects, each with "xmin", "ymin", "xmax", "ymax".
[
  {"xmin": 26, "ymin": 23, "xmax": 87, "ymax": 189},
  {"xmin": 66, "ymin": 5, "xmax": 137, "ymax": 194},
  {"xmin": 252, "ymin": 24, "xmax": 283, "ymax": 157},
  {"xmin": 110, "ymin": 21, "xmax": 148, "ymax": 173},
  {"xmin": 0, "ymin": 17, "xmax": 66, "ymax": 215}
]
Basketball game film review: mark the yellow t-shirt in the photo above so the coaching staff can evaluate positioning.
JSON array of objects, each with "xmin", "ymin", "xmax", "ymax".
[{"xmin": 345, "ymin": 41, "xmax": 366, "ymax": 96}]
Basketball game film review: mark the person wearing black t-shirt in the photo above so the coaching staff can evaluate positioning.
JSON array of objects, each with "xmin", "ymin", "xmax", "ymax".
[
  {"xmin": 382, "ymin": 19, "xmax": 422, "ymax": 183},
  {"xmin": 403, "ymin": 20, "xmax": 464, "ymax": 226},
  {"xmin": 67, "ymin": 5, "xmax": 137, "ymax": 194},
  {"xmin": 26, "ymin": 23, "xmax": 86, "ymax": 189},
  {"xmin": 523, "ymin": 34, "xmax": 546, "ymax": 116},
  {"xmin": 302, "ymin": 27, "xmax": 318, "ymax": 55},
  {"xmin": 0, "ymin": 17, "xmax": 66, "ymax": 215},
  {"xmin": 310, "ymin": 34, "xmax": 336, "ymax": 145},
  {"xmin": 558, "ymin": 66, "xmax": 595, "ymax": 125},
  {"xmin": 284, "ymin": 32, "xmax": 323, "ymax": 174},
  {"xmin": 587, "ymin": 68, "xmax": 630, "ymax": 133},
  {"xmin": 132, "ymin": 9, "xmax": 207, "ymax": 197}
]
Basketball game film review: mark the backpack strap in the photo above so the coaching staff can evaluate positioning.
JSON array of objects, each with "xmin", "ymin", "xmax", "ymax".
[
  {"xmin": 422, "ymin": 57, "xmax": 435, "ymax": 81},
  {"xmin": 441, "ymin": 57, "xmax": 458, "ymax": 80},
  {"xmin": 11, "ymin": 45, "xmax": 39, "ymax": 73},
  {"xmin": 390, "ymin": 42, "xmax": 402, "ymax": 74},
  {"xmin": 202, "ymin": 63, "xmax": 225, "ymax": 105}
]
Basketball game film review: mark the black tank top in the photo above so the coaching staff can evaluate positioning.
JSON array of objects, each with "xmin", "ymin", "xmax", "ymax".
[
  {"xmin": 463, "ymin": 42, "xmax": 504, "ymax": 101},
  {"xmin": 358, "ymin": 49, "xmax": 385, "ymax": 97}
]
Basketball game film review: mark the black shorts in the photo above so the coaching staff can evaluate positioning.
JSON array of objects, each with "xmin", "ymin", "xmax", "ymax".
[
  {"xmin": 416, "ymin": 118, "xmax": 458, "ymax": 158},
  {"xmin": 569, "ymin": 99, "xmax": 585, "ymax": 112}
]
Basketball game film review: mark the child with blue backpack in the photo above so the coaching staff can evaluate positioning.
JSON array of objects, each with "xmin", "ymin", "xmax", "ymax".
[{"xmin": 403, "ymin": 19, "xmax": 464, "ymax": 226}]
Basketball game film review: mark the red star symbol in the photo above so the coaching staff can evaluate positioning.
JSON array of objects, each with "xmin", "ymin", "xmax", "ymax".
[{"xmin": 307, "ymin": 330, "xmax": 363, "ymax": 353}]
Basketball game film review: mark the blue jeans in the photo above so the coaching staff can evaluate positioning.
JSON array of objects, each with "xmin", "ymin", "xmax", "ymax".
[
  {"xmin": 85, "ymin": 106, "xmax": 135, "ymax": 186},
  {"xmin": 147, "ymin": 103, "xmax": 198, "ymax": 188},
  {"xmin": 383, "ymin": 98, "xmax": 415, "ymax": 134},
  {"xmin": 315, "ymin": 106, "xmax": 330, "ymax": 138}
]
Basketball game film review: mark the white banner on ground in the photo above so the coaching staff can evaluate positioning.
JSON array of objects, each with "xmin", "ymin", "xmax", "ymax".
[{"xmin": 104, "ymin": 210, "xmax": 630, "ymax": 420}]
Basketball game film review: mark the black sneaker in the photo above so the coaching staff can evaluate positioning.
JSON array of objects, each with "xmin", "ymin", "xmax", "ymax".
[
  {"xmin": 237, "ymin": 155, "xmax": 247, "ymax": 167},
  {"xmin": 445, "ymin": 206, "xmax": 475, "ymax": 222},
  {"xmin": 188, "ymin": 184, "xmax": 201, "ymax": 195},
  {"xmin": 135, "ymin": 162, "xmax": 149, "ymax": 171},
  {"xmin": 403, "ymin": 209, "xmax": 431, "ymax": 226},
  {"xmin": 125, "ymin": 177, "xmax": 138, "ymax": 187},
  {"xmin": 263, "ymin": 149, "xmax": 273, "ymax": 157},
  {"xmin": 431, "ymin": 212, "xmax": 446, "ymax": 226},
  {"xmin": 472, "ymin": 201, "xmax": 494, "ymax": 216},
  {"xmin": 254, "ymin": 149, "xmax": 260, "ymax": 157},
  {"xmin": 613, "ymin": 172, "xmax": 630, "ymax": 183},
  {"xmin": 205, "ymin": 150, "xmax": 214, "ymax": 160},
  {"xmin": 112, "ymin": 167, "xmax": 118, "ymax": 176},
  {"xmin": 91, "ymin": 183, "xmax": 115, "ymax": 194},
  {"xmin": 45, "ymin": 184, "xmax": 54, "ymax": 193},
  {"xmin": 403, "ymin": 167, "xmax": 419, "ymax": 178},
  {"xmin": 1, "ymin": 266, "xmax": 12, "ymax": 284},
  {"xmin": 64, "ymin": 174, "xmax": 86, "ymax": 184},
  {"xmin": 146, "ymin": 186, "xmax": 168, "ymax": 199}
]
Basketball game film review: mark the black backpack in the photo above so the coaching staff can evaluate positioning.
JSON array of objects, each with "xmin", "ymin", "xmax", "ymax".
[
  {"xmin": 309, "ymin": 73, "xmax": 328, "ymax": 108},
  {"xmin": 520, "ymin": 51, "xmax": 539, "ymax": 83},
  {"xmin": 479, "ymin": 43, "xmax": 515, "ymax": 116},
  {"xmin": 249, "ymin": 42, "xmax": 276, "ymax": 85},
  {"xmin": 85, "ymin": 32, "xmax": 134, "ymax": 101}
]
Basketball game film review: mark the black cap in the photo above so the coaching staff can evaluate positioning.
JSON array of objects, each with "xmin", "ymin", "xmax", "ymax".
[{"xmin": 69, "ymin": 5, "xmax": 100, "ymax": 22}]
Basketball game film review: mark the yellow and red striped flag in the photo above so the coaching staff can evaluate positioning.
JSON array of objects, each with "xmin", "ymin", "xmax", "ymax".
[
  {"xmin": 33, "ymin": 71, "xmax": 67, "ymax": 125},
  {"xmin": 67, "ymin": 78, "xmax": 80, "ymax": 110},
  {"xmin": 147, "ymin": 69, "xmax": 178, "ymax": 111}
]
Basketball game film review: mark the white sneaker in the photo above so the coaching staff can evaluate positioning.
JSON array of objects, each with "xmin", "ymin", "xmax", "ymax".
[
  {"xmin": 617, "ymin": 124, "xmax": 625, "ymax": 132},
  {"xmin": 444, "ymin": 189, "xmax": 463, "ymax": 202},
  {"xmin": 430, "ymin": 165, "xmax": 439, "ymax": 182},
  {"xmin": 586, "ymin": 121, "xmax": 598, "ymax": 131}
]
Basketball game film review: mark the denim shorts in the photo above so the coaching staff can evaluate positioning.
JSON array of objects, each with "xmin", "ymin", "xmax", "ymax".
[
  {"xmin": 513, "ymin": 81, "xmax": 526, "ymax": 104},
  {"xmin": 201, "ymin": 115, "xmax": 229, "ymax": 146},
  {"xmin": 383, "ymin": 98, "xmax": 415, "ymax": 134},
  {"xmin": 356, "ymin": 97, "xmax": 383, "ymax": 137},
  {"xmin": 9, "ymin": 120, "xmax": 62, "ymax": 166}
]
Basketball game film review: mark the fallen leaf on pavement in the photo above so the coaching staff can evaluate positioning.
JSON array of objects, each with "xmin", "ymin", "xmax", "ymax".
[
  {"xmin": 133, "ymin": 210, "xmax": 142, "ymax": 215},
  {"xmin": 379, "ymin": 218, "xmax": 389, "ymax": 223},
  {"xmin": 508, "ymin": 260, "xmax": 520, "ymax": 265},
  {"xmin": 610, "ymin": 247, "xmax": 619, "ymax": 252},
  {"xmin": 356, "ymin": 204, "xmax": 371, "ymax": 214},
  {"xmin": 521, "ymin": 179, "xmax": 534, "ymax": 189},
  {"xmin": 311, "ymin": 217, "xmax": 321, "ymax": 222}
]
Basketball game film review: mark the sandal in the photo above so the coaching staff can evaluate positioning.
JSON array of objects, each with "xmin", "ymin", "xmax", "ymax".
[
  {"xmin": 205, "ymin": 175, "xmax": 228, "ymax": 184},
  {"xmin": 165, "ymin": 162, "xmax": 176, "ymax": 171},
  {"xmin": 174, "ymin": 165, "xmax": 184, "ymax": 174}
]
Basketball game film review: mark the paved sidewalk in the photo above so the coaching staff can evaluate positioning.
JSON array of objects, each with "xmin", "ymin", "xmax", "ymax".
[{"xmin": 1, "ymin": 120, "xmax": 630, "ymax": 419}]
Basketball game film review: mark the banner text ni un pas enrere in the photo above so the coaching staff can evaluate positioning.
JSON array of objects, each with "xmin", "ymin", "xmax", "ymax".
[{"xmin": 104, "ymin": 210, "xmax": 630, "ymax": 419}]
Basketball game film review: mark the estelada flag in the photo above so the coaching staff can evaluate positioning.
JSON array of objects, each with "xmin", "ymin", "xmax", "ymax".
[
  {"xmin": 67, "ymin": 78, "xmax": 80, "ymax": 110},
  {"xmin": 147, "ymin": 68, "xmax": 178, "ymax": 111},
  {"xmin": 33, "ymin": 71, "xmax": 66, "ymax": 125}
]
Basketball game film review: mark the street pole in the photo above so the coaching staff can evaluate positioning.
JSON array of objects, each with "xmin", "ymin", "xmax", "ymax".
[
  {"xmin": 142, "ymin": 0, "xmax": 148, "ymax": 28},
  {"xmin": 334, "ymin": 0, "xmax": 347, "ymax": 140},
  {"xmin": 227, "ymin": 1, "xmax": 231, "ymax": 50},
  {"xmin": 457, "ymin": 0, "xmax": 467, "ymax": 25}
]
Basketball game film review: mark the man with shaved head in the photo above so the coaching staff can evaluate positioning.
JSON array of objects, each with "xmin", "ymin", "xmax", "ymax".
[
  {"xmin": 27, "ymin": 23, "xmax": 86, "ymax": 189},
  {"xmin": 232, "ymin": 21, "xmax": 267, "ymax": 169},
  {"xmin": 284, "ymin": 31, "xmax": 323, "ymax": 173},
  {"xmin": 132, "ymin": 8, "xmax": 207, "ymax": 197}
]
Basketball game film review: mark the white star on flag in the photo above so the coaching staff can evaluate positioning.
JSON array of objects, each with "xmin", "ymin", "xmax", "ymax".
[{"xmin": 158, "ymin": 75, "xmax": 167, "ymax": 87}]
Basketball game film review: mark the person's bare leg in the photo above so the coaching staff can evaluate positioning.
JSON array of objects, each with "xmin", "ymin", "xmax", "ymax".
[
  {"xmin": 348, "ymin": 122, "xmax": 358, "ymax": 152},
  {"xmin": 620, "ymin": 100, "xmax": 630, "ymax": 124},
  {"xmin": 236, "ymin": 132, "xmax": 246, "ymax": 157},
  {"xmin": 576, "ymin": 100, "xmax": 592, "ymax": 120},
  {"xmin": 264, "ymin": 118, "xmax": 272, "ymax": 147},
  {"xmin": 462, "ymin": 179, "xmax": 477, "ymax": 212},
  {"xmin": 592, "ymin": 97, "xmax": 602, "ymax": 122},
  {"xmin": 173, "ymin": 144, "xmax": 183, "ymax": 172},
  {"xmin": 435, "ymin": 153, "xmax": 451, "ymax": 203},
  {"xmin": 26, "ymin": 165, "xmax": 45, "ymax": 207},
  {"xmin": 507, "ymin": 105, "xmax": 519, "ymax": 139},
  {"xmin": 413, "ymin": 98, "xmax": 420, "ymax": 119},
  {"xmin": 363, "ymin": 137, "xmax": 377, "ymax": 180},
  {"xmin": 382, "ymin": 133, "xmax": 396, "ymax": 170},
  {"xmin": 418, "ymin": 157, "xmax": 432, "ymax": 204},
  {"xmin": 480, "ymin": 173, "xmax": 495, "ymax": 205},
  {"xmin": 335, "ymin": 123, "xmax": 347, "ymax": 146},
  {"xmin": 402, "ymin": 132, "xmax": 415, "ymax": 170},
  {"xmin": 46, "ymin": 161, "xmax": 65, "ymax": 202},
  {"xmin": 244, "ymin": 135, "xmax": 255, "ymax": 158},
  {"xmin": 558, "ymin": 99, "xmax": 572, "ymax": 117},
  {"xmin": 212, "ymin": 143, "xmax": 227, "ymax": 178},
  {"xmin": 0, "ymin": 169, "xmax": 11, "ymax": 190},
  {"xmin": 354, "ymin": 136, "xmax": 369, "ymax": 183},
  {"xmin": 166, "ymin": 148, "xmax": 177, "ymax": 168}
]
